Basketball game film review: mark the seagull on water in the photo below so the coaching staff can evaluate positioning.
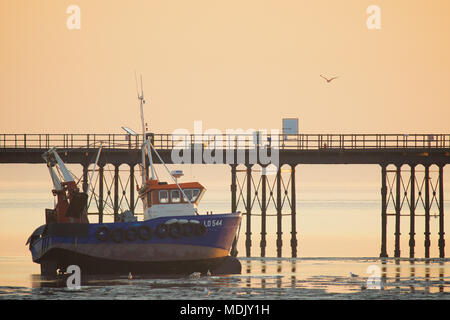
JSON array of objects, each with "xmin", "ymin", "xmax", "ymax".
[{"xmin": 189, "ymin": 272, "xmax": 201, "ymax": 280}]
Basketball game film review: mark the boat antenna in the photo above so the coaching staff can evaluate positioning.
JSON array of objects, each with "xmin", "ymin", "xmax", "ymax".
[
  {"xmin": 134, "ymin": 70, "xmax": 140, "ymax": 97},
  {"xmin": 136, "ymin": 73, "xmax": 156, "ymax": 183}
]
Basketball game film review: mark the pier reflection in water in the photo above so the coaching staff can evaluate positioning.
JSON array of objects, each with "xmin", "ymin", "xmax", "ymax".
[
  {"xmin": 238, "ymin": 258, "xmax": 449, "ymax": 296},
  {"xmin": 240, "ymin": 258, "xmax": 450, "ymax": 297},
  {"xmin": 1, "ymin": 257, "xmax": 449, "ymax": 299}
]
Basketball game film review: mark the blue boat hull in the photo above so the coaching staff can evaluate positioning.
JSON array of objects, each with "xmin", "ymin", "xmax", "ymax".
[{"xmin": 28, "ymin": 213, "xmax": 242, "ymax": 275}]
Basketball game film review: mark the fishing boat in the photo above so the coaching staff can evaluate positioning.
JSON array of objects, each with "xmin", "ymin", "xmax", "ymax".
[{"xmin": 26, "ymin": 80, "xmax": 242, "ymax": 276}]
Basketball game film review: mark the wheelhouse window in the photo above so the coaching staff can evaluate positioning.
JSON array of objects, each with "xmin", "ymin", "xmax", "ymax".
[
  {"xmin": 159, "ymin": 190, "xmax": 168, "ymax": 203},
  {"xmin": 183, "ymin": 189, "xmax": 192, "ymax": 202},
  {"xmin": 171, "ymin": 190, "xmax": 180, "ymax": 203},
  {"xmin": 183, "ymin": 189, "xmax": 201, "ymax": 202},
  {"xmin": 192, "ymin": 189, "xmax": 200, "ymax": 200}
]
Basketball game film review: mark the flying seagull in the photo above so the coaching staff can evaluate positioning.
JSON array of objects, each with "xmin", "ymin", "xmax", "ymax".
[{"xmin": 320, "ymin": 74, "xmax": 339, "ymax": 83}]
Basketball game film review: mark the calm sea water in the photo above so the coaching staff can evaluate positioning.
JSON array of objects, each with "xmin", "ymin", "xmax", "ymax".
[{"xmin": 0, "ymin": 256, "xmax": 449, "ymax": 300}]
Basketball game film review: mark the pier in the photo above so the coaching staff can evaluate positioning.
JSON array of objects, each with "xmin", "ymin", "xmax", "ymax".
[{"xmin": 1, "ymin": 133, "xmax": 449, "ymax": 258}]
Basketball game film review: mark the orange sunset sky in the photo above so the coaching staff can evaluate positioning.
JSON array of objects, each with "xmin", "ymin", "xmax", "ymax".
[
  {"xmin": 0, "ymin": 1, "xmax": 449, "ymax": 258},
  {"xmin": 1, "ymin": 0, "xmax": 449, "ymax": 134}
]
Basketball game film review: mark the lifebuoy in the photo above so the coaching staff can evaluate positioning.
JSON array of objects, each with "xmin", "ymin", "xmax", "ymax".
[
  {"xmin": 137, "ymin": 225, "xmax": 152, "ymax": 240},
  {"xmin": 95, "ymin": 226, "xmax": 110, "ymax": 241},
  {"xmin": 155, "ymin": 224, "xmax": 169, "ymax": 238},
  {"xmin": 125, "ymin": 227, "xmax": 138, "ymax": 241},
  {"xmin": 111, "ymin": 228, "xmax": 124, "ymax": 243},
  {"xmin": 168, "ymin": 223, "xmax": 182, "ymax": 238},
  {"xmin": 181, "ymin": 223, "xmax": 195, "ymax": 237}
]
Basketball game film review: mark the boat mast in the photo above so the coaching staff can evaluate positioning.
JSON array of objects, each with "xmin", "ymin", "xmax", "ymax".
[
  {"xmin": 86, "ymin": 144, "xmax": 103, "ymax": 196},
  {"xmin": 134, "ymin": 75, "xmax": 196, "ymax": 215},
  {"xmin": 137, "ymin": 74, "xmax": 156, "ymax": 184}
]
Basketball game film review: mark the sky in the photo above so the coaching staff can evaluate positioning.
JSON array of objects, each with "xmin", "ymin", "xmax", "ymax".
[
  {"xmin": 1, "ymin": 0, "xmax": 449, "ymax": 134},
  {"xmin": 0, "ymin": 0, "xmax": 449, "ymax": 258}
]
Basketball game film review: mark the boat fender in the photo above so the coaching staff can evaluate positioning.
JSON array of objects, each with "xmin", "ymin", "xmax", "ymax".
[
  {"xmin": 125, "ymin": 227, "xmax": 138, "ymax": 241},
  {"xmin": 95, "ymin": 226, "xmax": 110, "ymax": 242},
  {"xmin": 165, "ymin": 219, "xmax": 178, "ymax": 225},
  {"xmin": 181, "ymin": 222, "xmax": 195, "ymax": 237},
  {"xmin": 155, "ymin": 224, "xmax": 169, "ymax": 238},
  {"xmin": 188, "ymin": 220, "xmax": 200, "ymax": 224},
  {"xmin": 178, "ymin": 219, "xmax": 189, "ymax": 224},
  {"xmin": 168, "ymin": 223, "xmax": 182, "ymax": 238},
  {"xmin": 137, "ymin": 226, "xmax": 152, "ymax": 241},
  {"xmin": 111, "ymin": 228, "xmax": 124, "ymax": 243},
  {"xmin": 194, "ymin": 223, "xmax": 207, "ymax": 236}
]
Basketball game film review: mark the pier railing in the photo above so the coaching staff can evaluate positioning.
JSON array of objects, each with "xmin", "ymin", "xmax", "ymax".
[{"xmin": 1, "ymin": 133, "xmax": 449, "ymax": 150}]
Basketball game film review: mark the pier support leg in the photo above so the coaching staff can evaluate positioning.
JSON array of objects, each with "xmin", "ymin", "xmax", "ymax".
[
  {"xmin": 394, "ymin": 165, "xmax": 401, "ymax": 258},
  {"xmin": 230, "ymin": 164, "xmax": 238, "ymax": 257},
  {"xmin": 82, "ymin": 164, "xmax": 88, "ymax": 193},
  {"xmin": 231, "ymin": 165, "xmax": 237, "ymax": 213},
  {"xmin": 98, "ymin": 165, "xmax": 104, "ymax": 223},
  {"xmin": 260, "ymin": 168, "xmax": 267, "ymax": 257},
  {"xmin": 380, "ymin": 164, "xmax": 388, "ymax": 258},
  {"xmin": 425, "ymin": 165, "xmax": 431, "ymax": 258},
  {"xmin": 114, "ymin": 165, "xmax": 120, "ymax": 222},
  {"xmin": 291, "ymin": 165, "xmax": 297, "ymax": 258},
  {"xmin": 409, "ymin": 165, "xmax": 416, "ymax": 259},
  {"xmin": 276, "ymin": 168, "xmax": 282, "ymax": 258},
  {"xmin": 130, "ymin": 165, "xmax": 135, "ymax": 214},
  {"xmin": 439, "ymin": 165, "xmax": 445, "ymax": 258},
  {"xmin": 245, "ymin": 165, "xmax": 252, "ymax": 257}
]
